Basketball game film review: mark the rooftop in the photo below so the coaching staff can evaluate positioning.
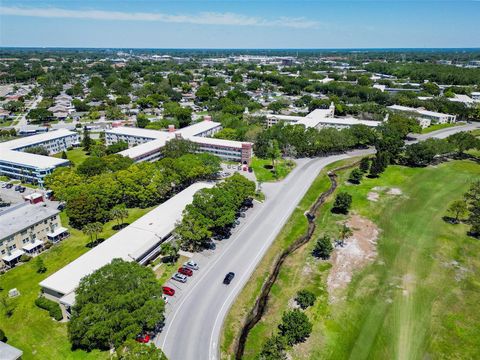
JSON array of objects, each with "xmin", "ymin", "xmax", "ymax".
[
  {"xmin": 0, "ymin": 341, "xmax": 23, "ymax": 360},
  {"xmin": 175, "ymin": 120, "xmax": 222, "ymax": 138},
  {"xmin": 39, "ymin": 182, "xmax": 214, "ymax": 297},
  {"xmin": 0, "ymin": 202, "xmax": 59, "ymax": 240}
]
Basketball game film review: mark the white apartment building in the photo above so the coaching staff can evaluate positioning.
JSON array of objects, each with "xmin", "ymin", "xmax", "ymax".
[
  {"xmin": 387, "ymin": 105, "xmax": 457, "ymax": 128},
  {"xmin": 266, "ymin": 102, "xmax": 380, "ymax": 129},
  {"xmin": 0, "ymin": 129, "xmax": 80, "ymax": 187},
  {"xmin": 105, "ymin": 119, "xmax": 253, "ymax": 164}
]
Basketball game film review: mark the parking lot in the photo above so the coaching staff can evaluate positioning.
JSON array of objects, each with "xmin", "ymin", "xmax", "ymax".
[{"xmin": 0, "ymin": 181, "xmax": 60, "ymax": 210}]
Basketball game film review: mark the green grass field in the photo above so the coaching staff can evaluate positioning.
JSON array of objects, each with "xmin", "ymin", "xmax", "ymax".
[
  {"xmin": 222, "ymin": 159, "xmax": 480, "ymax": 360},
  {"xmin": 250, "ymin": 157, "xmax": 296, "ymax": 182},
  {"xmin": 53, "ymin": 148, "xmax": 89, "ymax": 167},
  {"xmin": 420, "ymin": 122, "xmax": 461, "ymax": 134},
  {"xmin": 0, "ymin": 207, "xmax": 153, "ymax": 359}
]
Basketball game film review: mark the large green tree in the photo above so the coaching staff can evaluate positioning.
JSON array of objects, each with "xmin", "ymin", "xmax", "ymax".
[{"xmin": 68, "ymin": 259, "xmax": 165, "ymax": 351}]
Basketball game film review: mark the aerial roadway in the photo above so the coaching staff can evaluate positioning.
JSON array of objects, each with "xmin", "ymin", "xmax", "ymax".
[{"xmin": 157, "ymin": 123, "xmax": 480, "ymax": 360}]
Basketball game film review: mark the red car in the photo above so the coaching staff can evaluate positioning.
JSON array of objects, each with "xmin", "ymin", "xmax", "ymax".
[
  {"xmin": 162, "ymin": 286, "xmax": 175, "ymax": 296},
  {"xmin": 178, "ymin": 267, "xmax": 193, "ymax": 277},
  {"xmin": 136, "ymin": 333, "xmax": 150, "ymax": 343}
]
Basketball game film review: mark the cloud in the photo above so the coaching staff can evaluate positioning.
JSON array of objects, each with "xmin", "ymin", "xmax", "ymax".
[{"xmin": 0, "ymin": 6, "xmax": 319, "ymax": 29}]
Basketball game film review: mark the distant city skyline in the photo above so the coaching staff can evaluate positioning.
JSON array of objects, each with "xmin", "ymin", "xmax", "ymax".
[{"xmin": 1, "ymin": 1, "xmax": 480, "ymax": 49}]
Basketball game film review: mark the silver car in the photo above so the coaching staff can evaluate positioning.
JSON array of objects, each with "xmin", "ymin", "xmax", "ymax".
[
  {"xmin": 172, "ymin": 273, "xmax": 187, "ymax": 283},
  {"xmin": 183, "ymin": 260, "xmax": 199, "ymax": 271}
]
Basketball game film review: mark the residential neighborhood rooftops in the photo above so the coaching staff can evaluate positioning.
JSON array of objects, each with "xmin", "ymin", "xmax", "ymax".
[
  {"xmin": 0, "ymin": 202, "xmax": 59, "ymax": 240},
  {"xmin": 39, "ymin": 182, "xmax": 214, "ymax": 299}
]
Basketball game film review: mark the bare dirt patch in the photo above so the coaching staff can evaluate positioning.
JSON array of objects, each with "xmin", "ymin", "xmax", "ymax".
[
  {"xmin": 367, "ymin": 192, "xmax": 380, "ymax": 202},
  {"xmin": 327, "ymin": 215, "xmax": 380, "ymax": 300}
]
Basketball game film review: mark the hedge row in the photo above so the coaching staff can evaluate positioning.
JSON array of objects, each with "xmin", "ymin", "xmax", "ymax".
[{"xmin": 35, "ymin": 297, "xmax": 63, "ymax": 321}]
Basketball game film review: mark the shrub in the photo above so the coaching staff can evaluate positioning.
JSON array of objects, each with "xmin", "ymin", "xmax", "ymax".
[
  {"xmin": 258, "ymin": 335, "xmax": 287, "ymax": 360},
  {"xmin": 348, "ymin": 168, "xmax": 363, "ymax": 184},
  {"xmin": 0, "ymin": 328, "xmax": 6, "ymax": 342},
  {"xmin": 359, "ymin": 157, "xmax": 371, "ymax": 173},
  {"xmin": 278, "ymin": 309, "xmax": 312, "ymax": 345},
  {"xmin": 35, "ymin": 297, "xmax": 63, "ymax": 321},
  {"xmin": 331, "ymin": 192, "xmax": 352, "ymax": 214},
  {"xmin": 19, "ymin": 254, "xmax": 32, "ymax": 263},
  {"xmin": 295, "ymin": 290, "xmax": 316, "ymax": 309},
  {"xmin": 312, "ymin": 235, "xmax": 333, "ymax": 259}
]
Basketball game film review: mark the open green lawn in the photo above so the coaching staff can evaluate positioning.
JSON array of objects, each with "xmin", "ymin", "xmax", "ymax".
[
  {"xmin": 153, "ymin": 255, "xmax": 189, "ymax": 285},
  {"xmin": 223, "ymin": 159, "xmax": 480, "ymax": 360},
  {"xmin": 0, "ymin": 207, "xmax": 153, "ymax": 359},
  {"xmin": 250, "ymin": 157, "xmax": 296, "ymax": 182},
  {"xmin": 421, "ymin": 122, "xmax": 461, "ymax": 134},
  {"xmin": 53, "ymin": 148, "xmax": 89, "ymax": 167}
]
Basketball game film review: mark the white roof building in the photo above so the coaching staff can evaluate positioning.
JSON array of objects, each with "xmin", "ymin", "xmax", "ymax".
[
  {"xmin": 266, "ymin": 103, "xmax": 381, "ymax": 129},
  {"xmin": 40, "ymin": 182, "xmax": 214, "ymax": 307},
  {"xmin": 387, "ymin": 105, "xmax": 457, "ymax": 128}
]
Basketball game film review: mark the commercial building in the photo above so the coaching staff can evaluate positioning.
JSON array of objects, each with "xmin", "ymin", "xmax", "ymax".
[
  {"xmin": 39, "ymin": 182, "xmax": 213, "ymax": 316},
  {"xmin": 106, "ymin": 119, "xmax": 253, "ymax": 164},
  {"xmin": 0, "ymin": 202, "xmax": 67, "ymax": 269},
  {"xmin": 266, "ymin": 102, "xmax": 380, "ymax": 129},
  {"xmin": 387, "ymin": 105, "xmax": 457, "ymax": 128},
  {"xmin": 0, "ymin": 129, "xmax": 80, "ymax": 187}
]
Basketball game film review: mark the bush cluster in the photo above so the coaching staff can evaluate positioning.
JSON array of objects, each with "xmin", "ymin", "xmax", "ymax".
[{"xmin": 35, "ymin": 297, "xmax": 63, "ymax": 321}]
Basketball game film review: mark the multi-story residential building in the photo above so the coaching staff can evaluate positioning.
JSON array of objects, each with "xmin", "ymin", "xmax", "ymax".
[
  {"xmin": 0, "ymin": 129, "xmax": 80, "ymax": 187},
  {"xmin": 387, "ymin": 105, "xmax": 457, "ymax": 128},
  {"xmin": 105, "ymin": 119, "xmax": 253, "ymax": 164},
  {"xmin": 39, "ymin": 182, "xmax": 212, "ymax": 317},
  {"xmin": 266, "ymin": 102, "xmax": 380, "ymax": 129},
  {"xmin": 0, "ymin": 202, "xmax": 68, "ymax": 269}
]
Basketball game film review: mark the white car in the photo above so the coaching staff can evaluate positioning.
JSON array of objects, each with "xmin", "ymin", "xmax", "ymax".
[
  {"xmin": 172, "ymin": 273, "xmax": 187, "ymax": 283},
  {"xmin": 184, "ymin": 260, "xmax": 199, "ymax": 271},
  {"xmin": 162, "ymin": 295, "xmax": 169, "ymax": 304}
]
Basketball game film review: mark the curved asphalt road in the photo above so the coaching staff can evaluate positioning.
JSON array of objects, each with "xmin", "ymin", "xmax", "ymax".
[{"xmin": 157, "ymin": 123, "xmax": 480, "ymax": 360}]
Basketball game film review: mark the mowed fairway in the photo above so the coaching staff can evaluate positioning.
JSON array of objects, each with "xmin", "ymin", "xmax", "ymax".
[
  {"xmin": 312, "ymin": 160, "xmax": 480, "ymax": 360},
  {"xmin": 232, "ymin": 159, "xmax": 480, "ymax": 360}
]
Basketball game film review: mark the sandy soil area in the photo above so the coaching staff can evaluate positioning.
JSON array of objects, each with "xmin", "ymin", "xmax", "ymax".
[{"xmin": 327, "ymin": 215, "xmax": 380, "ymax": 300}]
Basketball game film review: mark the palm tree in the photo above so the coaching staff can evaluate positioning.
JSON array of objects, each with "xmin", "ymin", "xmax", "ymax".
[
  {"xmin": 82, "ymin": 222, "xmax": 103, "ymax": 242},
  {"xmin": 110, "ymin": 205, "xmax": 129, "ymax": 228},
  {"xmin": 339, "ymin": 223, "xmax": 353, "ymax": 246}
]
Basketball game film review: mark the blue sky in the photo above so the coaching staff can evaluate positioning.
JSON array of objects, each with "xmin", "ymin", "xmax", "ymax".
[{"xmin": 1, "ymin": 1, "xmax": 479, "ymax": 48}]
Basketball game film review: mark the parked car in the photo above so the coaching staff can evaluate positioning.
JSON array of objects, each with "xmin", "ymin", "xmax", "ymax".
[
  {"xmin": 162, "ymin": 295, "xmax": 169, "ymax": 304},
  {"xmin": 234, "ymin": 219, "xmax": 240, "ymax": 225},
  {"xmin": 57, "ymin": 202, "xmax": 66, "ymax": 211},
  {"xmin": 172, "ymin": 273, "xmax": 187, "ymax": 283},
  {"xmin": 19, "ymin": 187, "xmax": 26, "ymax": 193},
  {"xmin": 178, "ymin": 267, "xmax": 193, "ymax": 277},
  {"xmin": 6, "ymin": 183, "xmax": 13, "ymax": 189},
  {"xmin": 223, "ymin": 272, "xmax": 235, "ymax": 285},
  {"xmin": 1, "ymin": 182, "xmax": 7, "ymax": 188},
  {"xmin": 239, "ymin": 212, "xmax": 246, "ymax": 218},
  {"xmin": 205, "ymin": 241, "xmax": 216, "ymax": 250},
  {"xmin": 162, "ymin": 286, "xmax": 175, "ymax": 296},
  {"xmin": 14, "ymin": 185, "xmax": 21, "ymax": 191},
  {"xmin": 248, "ymin": 167, "xmax": 253, "ymax": 173},
  {"xmin": 136, "ymin": 333, "xmax": 150, "ymax": 343},
  {"xmin": 183, "ymin": 260, "xmax": 199, "ymax": 271}
]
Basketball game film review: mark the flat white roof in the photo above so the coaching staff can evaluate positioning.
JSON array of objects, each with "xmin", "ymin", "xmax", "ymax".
[
  {"xmin": 1, "ymin": 129, "xmax": 77, "ymax": 151},
  {"xmin": 106, "ymin": 127, "xmax": 164, "ymax": 140},
  {"xmin": 175, "ymin": 120, "xmax": 222, "ymax": 138},
  {"xmin": 190, "ymin": 136, "xmax": 250, "ymax": 149},
  {"xmin": 39, "ymin": 182, "xmax": 214, "ymax": 296},
  {"xmin": 388, "ymin": 105, "xmax": 454, "ymax": 118},
  {"xmin": 0, "ymin": 203, "xmax": 59, "ymax": 240},
  {"xmin": 118, "ymin": 135, "xmax": 173, "ymax": 159},
  {"xmin": 0, "ymin": 149, "xmax": 69, "ymax": 168}
]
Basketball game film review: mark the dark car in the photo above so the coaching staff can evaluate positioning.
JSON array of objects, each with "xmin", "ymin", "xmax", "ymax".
[
  {"xmin": 178, "ymin": 267, "xmax": 193, "ymax": 277},
  {"xmin": 205, "ymin": 241, "xmax": 216, "ymax": 250},
  {"xmin": 162, "ymin": 286, "xmax": 175, "ymax": 296},
  {"xmin": 19, "ymin": 187, "xmax": 26, "ymax": 193},
  {"xmin": 223, "ymin": 272, "xmax": 235, "ymax": 285},
  {"xmin": 14, "ymin": 185, "xmax": 21, "ymax": 191},
  {"xmin": 6, "ymin": 183, "xmax": 13, "ymax": 189}
]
